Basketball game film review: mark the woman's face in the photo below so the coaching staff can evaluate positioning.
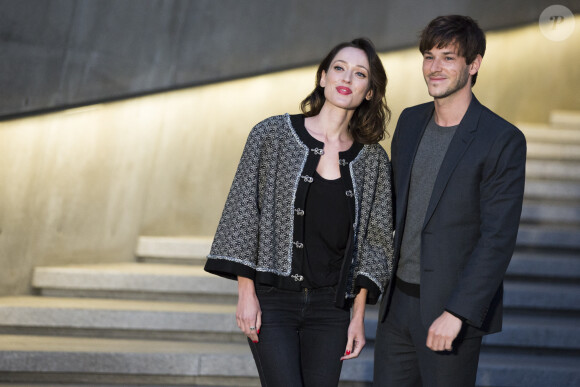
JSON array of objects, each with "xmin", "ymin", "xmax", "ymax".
[{"xmin": 320, "ymin": 47, "xmax": 372, "ymax": 111}]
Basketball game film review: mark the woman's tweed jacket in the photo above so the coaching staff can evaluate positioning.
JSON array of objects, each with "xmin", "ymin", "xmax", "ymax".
[{"xmin": 205, "ymin": 114, "xmax": 394, "ymax": 306}]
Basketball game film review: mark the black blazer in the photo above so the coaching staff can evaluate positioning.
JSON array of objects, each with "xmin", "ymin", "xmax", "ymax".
[{"xmin": 379, "ymin": 95, "xmax": 527, "ymax": 338}]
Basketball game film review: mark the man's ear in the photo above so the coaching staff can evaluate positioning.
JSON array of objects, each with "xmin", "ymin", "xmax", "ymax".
[{"xmin": 469, "ymin": 54, "xmax": 483, "ymax": 76}]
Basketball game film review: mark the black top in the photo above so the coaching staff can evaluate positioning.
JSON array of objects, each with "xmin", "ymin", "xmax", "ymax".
[{"xmin": 302, "ymin": 171, "xmax": 351, "ymax": 288}]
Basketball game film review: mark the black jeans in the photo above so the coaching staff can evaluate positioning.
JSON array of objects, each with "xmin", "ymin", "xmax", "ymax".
[{"xmin": 249, "ymin": 284, "xmax": 350, "ymax": 387}]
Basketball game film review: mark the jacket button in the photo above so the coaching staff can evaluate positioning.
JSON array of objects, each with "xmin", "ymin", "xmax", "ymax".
[
  {"xmin": 291, "ymin": 274, "xmax": 304, "ymax": 282},
  {"xmin": 293, "ymin": 241, "xmax": 304, "ymax": 249}
]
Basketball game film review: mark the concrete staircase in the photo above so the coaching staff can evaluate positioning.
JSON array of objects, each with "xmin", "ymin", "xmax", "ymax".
[{"xmin": 0, "ymin": 110, "xmax": 579, "ymax": 386}]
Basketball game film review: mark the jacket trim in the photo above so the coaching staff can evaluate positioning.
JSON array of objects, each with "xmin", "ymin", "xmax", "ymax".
[
  {"xmin": 356, "ymin": 271, "xmax": 384, "ymax": 291},
  {"xmin": 207, "ymin": 254, "xmax": 257, "ymax": 268},
  {"xmin": 349, "ymin": 147, "xmax": 365, "ymax": 244},
  {"xmin": 285, "ymin": 113, "xmax": 310, "ymax": 276}
]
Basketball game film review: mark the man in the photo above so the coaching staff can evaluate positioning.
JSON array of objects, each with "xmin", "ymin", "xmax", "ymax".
[{"xmin": 374, "ymin": 15, "xmax": 526, "ymax": 387}]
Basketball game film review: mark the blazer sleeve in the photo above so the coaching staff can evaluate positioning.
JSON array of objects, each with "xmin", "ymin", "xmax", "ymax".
[
  {"xmin": 204, "ymin": 125, "xmax": 264, "ymax": 281},
  {"xmin": 354, "ymin": 145, "xmax": 395, "ymax": 304},
  {"xmin": 445, "ymin": 126, "xmax": 527, "ymax": 327}
]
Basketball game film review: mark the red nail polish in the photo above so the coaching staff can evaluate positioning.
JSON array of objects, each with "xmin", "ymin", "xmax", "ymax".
[
  {"xmin": 257, "ymin": 329, "xmax": 260, "ymax": 334},
  {"xmin": 346, "ymin": 350, "xmax": 351, "ymax": 355},
  {"xmin": 253, "ymin": 341, "xmax": 258, "ymax": 343}
]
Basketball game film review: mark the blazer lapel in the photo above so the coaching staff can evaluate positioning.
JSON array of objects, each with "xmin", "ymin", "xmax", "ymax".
[
  {"xmin": 423, "ymin": 95, "xmax": 483, "ymax": 228},
  {"xmin": 396, "ymin": 104, "xmax": 434, "ymax": 234}
]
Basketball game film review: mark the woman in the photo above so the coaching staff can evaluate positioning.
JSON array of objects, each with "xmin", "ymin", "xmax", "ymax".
[{"xmin": 205, "ymin": 37, "xmax": 394, "ymax": 387}]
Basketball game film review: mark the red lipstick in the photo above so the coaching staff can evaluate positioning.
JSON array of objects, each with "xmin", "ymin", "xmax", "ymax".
[{"xmin": 336, "ymin": 86, "xmax": 352, "ymax": 95}]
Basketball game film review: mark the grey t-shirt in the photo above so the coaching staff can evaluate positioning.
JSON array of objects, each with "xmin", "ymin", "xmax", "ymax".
[{"xmin": 397, "ymin": 116, "xmax": 458, "ymax": 284}]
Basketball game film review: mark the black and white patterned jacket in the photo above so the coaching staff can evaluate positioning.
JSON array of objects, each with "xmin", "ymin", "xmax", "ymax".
[{"xmin": 205, "ymin": 114, "xmax": 394, "ymax": 307}]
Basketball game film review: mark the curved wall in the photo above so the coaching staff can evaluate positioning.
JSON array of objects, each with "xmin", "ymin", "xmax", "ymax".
[
  {"xmin": 0, "ymin": 10, "xmax": 579, "ymax": 295},
  {"xmin": 2, "ymin": 0, "xmax": 579, "ymax": 117}
]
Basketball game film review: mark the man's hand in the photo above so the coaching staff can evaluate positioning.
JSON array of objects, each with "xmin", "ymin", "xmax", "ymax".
[{"xmin": 426, "ymin": 311, "xmax": 462, "ymax": 351}]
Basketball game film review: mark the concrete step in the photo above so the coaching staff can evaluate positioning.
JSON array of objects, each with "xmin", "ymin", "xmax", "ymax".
[
  {"xmin": 136, "ymin": 236, "xmax": 212, "ymax": 265},
  {"xmin": 516, "ymin": 225, "xmax": 580, "ymax": 250},
  {"xmin": 527, "ymin": 142, "xmax": 580, "ymax": 161},
  {"xmin": 1, "ymin": 336, "xmax": 576, "ymax": 387},
  {"xmin": 30, "ymin": 257, "xmax": 580, "ymax": 318},
  {"xmin": 0, "ymin": 297, "xmax": 382, "ymax": 345},
  {"xmin": 477, "ymin": 350, "xmax": 580, "ymax": 387},
  {"xmin": 526, "ymin": 159, "xmax": 580, "ymax": 181},
  {"xmin": 31, "ymin": 257, "xmax": 580, "ymax": 314},
  {"xmin": 520, "ymin": 123, "xmax": 580, "ymax": 144},
  {"xmin": 504, "ymin": 281, "xmax": 580, "ymax": 311},
  {"xmin": 0, "ymin": 335, "xmax": 369, "ymax": 386},
  {"xmin": 0, "ymin": 296, "xmax": 240, "ymax": 342},
  {"xmin": 0, "ymin": 385, "xmax": 169, "ymax": 387},
  {"xmin": 0, "ymin": 384, "xmax": 133, "ymax": 387},
  {"xmin": 6, "ymin": 292, "xmax": 577, "ymax": 351},
  {"xmin": 482, "ymin": 313, "xmax": 580, "ymax": 350},
  {"xmin": 520, "ymin": 202, "xmax": 580, "ymax": 226},
  {"xmin": 550, "ymin": 110, "xmax": 580, "ymax": 129},
  {"xmin": 524, "ymin": 180, "xmax": 580, "ymax": 202},
  {"xmin": 32, "ymin": 263, "xmax": 237, "ymax": 303},
  {"xmin": 507, "ymin": 250, "xmax": 580, "ymax": 280},
  {"xmin": 0, "ymin": 335, "xmax": 258, "ymax": 386}
]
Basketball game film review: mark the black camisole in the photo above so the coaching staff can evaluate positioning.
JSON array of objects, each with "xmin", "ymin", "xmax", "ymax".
[{"xmin": 302, "ymin": 171, "xmax": 351, "ymax": 288}]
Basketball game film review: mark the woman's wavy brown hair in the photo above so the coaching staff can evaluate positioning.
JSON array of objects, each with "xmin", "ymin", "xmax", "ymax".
[{"xmin": 300, "ymin": 38, "xmax": 390, "ymax": 144}]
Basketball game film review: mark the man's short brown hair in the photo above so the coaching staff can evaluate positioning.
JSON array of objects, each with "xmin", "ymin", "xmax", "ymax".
[{"xmin": 420, "ymin": 15, "xmax": 486, "ymax": 86}]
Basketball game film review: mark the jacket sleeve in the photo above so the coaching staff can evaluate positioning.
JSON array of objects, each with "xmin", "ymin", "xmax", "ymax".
[
  {"xmin": 445, "ymin": 126, "xmax": 527, "ymax": 327},
  {"xmin": 354, "ymin": 146, "xmax": 395, "ymax": 304},
  {"xmin": 204, "ymin": 125, "xmax": 264, "ymax": 281}
]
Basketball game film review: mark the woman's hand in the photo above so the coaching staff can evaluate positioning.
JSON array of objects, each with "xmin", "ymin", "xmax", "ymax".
[
  {"xmin": 236, "ymin": 276, "xmax": 261, "ymax": 343},
  {"xmin": 341, "ymin": 288, "xmax": 368, "ymax": 360}
]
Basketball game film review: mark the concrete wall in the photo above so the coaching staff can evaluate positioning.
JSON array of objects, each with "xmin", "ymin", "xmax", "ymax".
[
  {"xmin": 1, "ymin": 18, "xmax": 579, "ymax": 296},
  {"xmin": 0, "ymin": 99, "xmax": 163, "ymax": 294},
  {"xmin": 2, "ymin": 0, "xmax": 579, "ymax": 118},
  {"xmin": 141, "ymin": 18, "xmax": 580, "ymax": 236}
]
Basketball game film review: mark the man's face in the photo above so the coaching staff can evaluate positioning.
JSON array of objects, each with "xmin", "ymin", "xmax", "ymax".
[{"xmin": 422, "ymin": 44, "xmax": 472, "ymax": 99}]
